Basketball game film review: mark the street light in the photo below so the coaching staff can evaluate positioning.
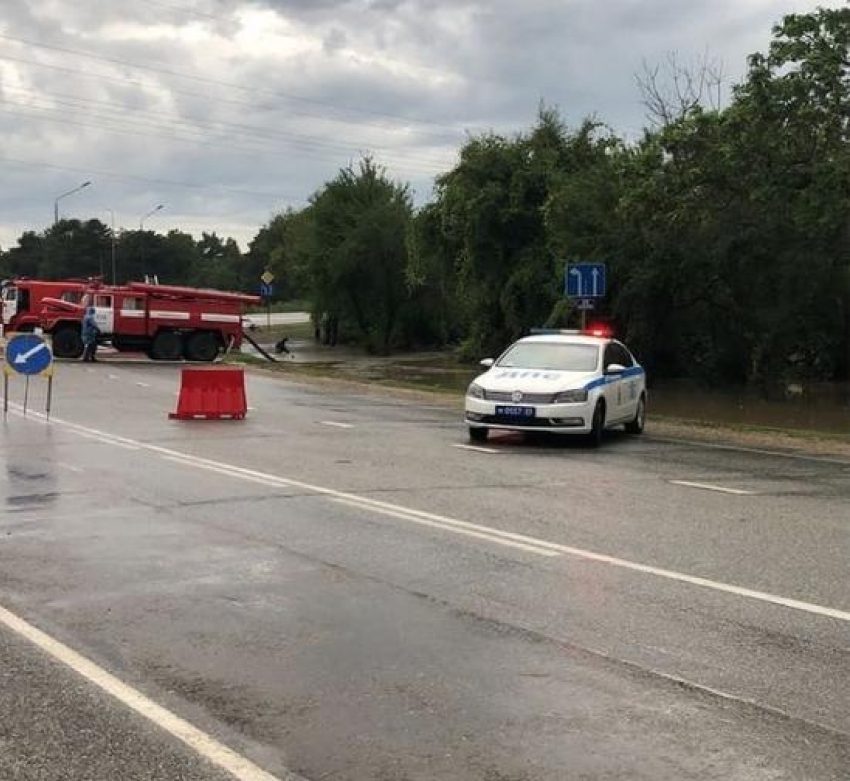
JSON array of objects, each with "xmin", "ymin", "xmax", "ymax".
[
  {"xmin": 106, "ymin": 209, "xmax": 117, "ymax": 284},
  {"xmin": 140, "ymin": 204, "xmax": 164, "ymax": 231},
  {"xmin": 53, "ymin": 181, "xmax": 91, "ymax": 225},
  {"xmin": 139, "ymin": 204, "xmax": 164, "ymax": 273}
]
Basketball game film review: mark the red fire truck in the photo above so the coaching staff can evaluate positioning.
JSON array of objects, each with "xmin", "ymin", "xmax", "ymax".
[{"xmin": 2, "ymin": 279, "xmax": 260, "ymax": 361}]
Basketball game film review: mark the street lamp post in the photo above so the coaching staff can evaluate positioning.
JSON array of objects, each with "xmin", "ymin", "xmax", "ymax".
[
  {"xmin": 53, "ymin": 181, "xmax": 91, "ymax": 225},
  {"xmin": 140, "ymin": 204, "xmax": 164, "ymax": 232},
  {"xmin": 106, "ymin": 209, "xmax": 117, "ymax": 284},
  {"xmin": 139, "ymin": 204, "xmax": 164, "ymax": 274}
]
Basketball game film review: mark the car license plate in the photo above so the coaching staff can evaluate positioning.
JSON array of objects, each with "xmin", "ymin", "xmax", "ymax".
[{"xmin": 496, "ymin": 405, "xmax": 536, "ymax": 419}]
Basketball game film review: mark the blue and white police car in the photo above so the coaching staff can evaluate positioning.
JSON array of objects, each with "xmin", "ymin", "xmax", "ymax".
[{"xmin": 465, "ymin": 329, "xmax": 646, "ymax": 446}]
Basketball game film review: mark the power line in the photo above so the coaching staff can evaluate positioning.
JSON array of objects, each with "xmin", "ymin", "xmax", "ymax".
[
  {"xmin": 0, "ymin": 52, "xmax": 462, "ymax": 145},
  {"xmin": 0, "ymin": 153, "xmax": 299, "ymax": 200},
  {"xmin": 0, "ymin": 32, "xmax": 467, "ymax": 133},
  {"xmin": 0, "ymin": 100, "xmax": 447, "ymax": 177},
  {"xmin": 0, "ymin": 85, "xmax": 455, "ymax": 169},
  {"xmin": 138, "ymin": 0, "xmax": 235, "ymax": 23}
]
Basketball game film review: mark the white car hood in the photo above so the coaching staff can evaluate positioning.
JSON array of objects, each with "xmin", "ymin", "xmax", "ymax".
[{"xmin": 478, "ymin": 368, "xmax": 597, "ymax": 392}]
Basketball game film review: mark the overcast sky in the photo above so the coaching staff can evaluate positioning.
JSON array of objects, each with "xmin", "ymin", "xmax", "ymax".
[{"xmin": 0, "ymin": 0, "xmax": 841, "ymax": 252}]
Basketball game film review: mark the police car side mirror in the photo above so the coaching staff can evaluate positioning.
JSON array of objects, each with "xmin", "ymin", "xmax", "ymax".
[
  {"xmin": 605, "ymin": 363, "xmax": 626, "ymax": 375},
  {"xmin": 480, "ymin": 358, "xmax": 494, "ymax": 368}
]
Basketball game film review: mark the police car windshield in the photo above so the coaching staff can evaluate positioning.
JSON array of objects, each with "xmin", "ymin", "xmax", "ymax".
[{"xmin": 497, "ymin": 342, "xmax": 599, "ymax": 372}]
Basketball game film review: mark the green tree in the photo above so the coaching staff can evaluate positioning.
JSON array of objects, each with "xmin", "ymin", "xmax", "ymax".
[
  {"xmin": 429, "ymin": 109, "xmax": 609, "ymax": 356},
  {"xmin": 248, "ymin": 209, "xmax": 313, "ymax": 300},
  {"xmin": 307, "ymin": 158, "xmax": 414, "ymax": 351},
  {"xmin": 190, "ymin": 233, "xmax": 242, "ymax": 291}
]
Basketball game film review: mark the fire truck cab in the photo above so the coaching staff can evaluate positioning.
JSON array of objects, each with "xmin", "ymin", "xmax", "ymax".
[{"xmin": 1, "ymin": 279, "xmax": 88, "ymax": 334}]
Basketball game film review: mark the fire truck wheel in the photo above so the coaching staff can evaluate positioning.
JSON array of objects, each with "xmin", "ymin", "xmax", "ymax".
[
  {"xmin": 53, "ymin": 326, "xmax": 84, "ymax": 359},
  {"xmin": 184, "ymin": 332, "xmax": 220, "ymax": 362},
  {"xmin": 150, "ymin": 331, "xmax": 184, "ymax": 361}
]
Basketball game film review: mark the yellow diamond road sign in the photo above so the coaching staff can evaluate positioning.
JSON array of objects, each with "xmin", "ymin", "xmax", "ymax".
[{"xmin": 260, "ymin": 271, "xmax": 275, "ymax": 285}]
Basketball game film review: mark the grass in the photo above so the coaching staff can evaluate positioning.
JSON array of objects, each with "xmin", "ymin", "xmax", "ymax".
[
  {"xmin": 243, "ymin": 321, "xmax": 315, "ymax": 342},
  {"xmin": 647, "ymin": 413, "xmax": 850, "ymax": 444},
  {"xmin": 245, "ymin": 299, "xmax": 311, "ymax": 314}
]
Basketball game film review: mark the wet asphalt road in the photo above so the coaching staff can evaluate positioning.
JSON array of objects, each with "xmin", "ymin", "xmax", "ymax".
[{"xmin": 1, "ymin": 362, "xmax": 849, "ymax": 780}]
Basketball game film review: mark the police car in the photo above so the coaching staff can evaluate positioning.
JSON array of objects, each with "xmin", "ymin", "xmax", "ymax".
[{"xmin": 465, "ymin": 328, "xmax": 646, "ymax": 446}]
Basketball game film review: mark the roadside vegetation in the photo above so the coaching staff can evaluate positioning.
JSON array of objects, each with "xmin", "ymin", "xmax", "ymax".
[{"xmin": 2, "ymin": 8, "xmax": 847, "ymax": 389}]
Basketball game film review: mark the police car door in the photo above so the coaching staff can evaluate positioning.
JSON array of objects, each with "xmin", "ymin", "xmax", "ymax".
[
  {"xmin": 602, "ymin": 342, "xmax": 634, "ymax": 423},
  {"xmin": 612, "ymin": 342, "xmax": 640, "ymax": 422}
]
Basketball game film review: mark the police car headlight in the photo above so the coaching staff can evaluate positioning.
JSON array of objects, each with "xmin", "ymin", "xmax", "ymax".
[
  {"xmin": 554, "ymin": 389, "xmax": 588, "ymax": 403},
  {"xmin": 467, "ymin": 382, "xmax": 485, "ymax": 399}
]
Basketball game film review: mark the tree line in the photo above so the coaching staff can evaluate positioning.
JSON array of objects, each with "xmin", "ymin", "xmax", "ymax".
[
  {"xmin": 2, "ymin": 8, "xmax": 847, "ymax": 385},
  {"xmin": 0, "ymin": 223, "xmax": 263, "ymax": 294}
]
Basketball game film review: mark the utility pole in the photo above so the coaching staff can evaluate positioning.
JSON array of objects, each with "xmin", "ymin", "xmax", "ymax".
[{"xmin": 106, "ymin": 209, "xmax": 117, "ymax": 284}]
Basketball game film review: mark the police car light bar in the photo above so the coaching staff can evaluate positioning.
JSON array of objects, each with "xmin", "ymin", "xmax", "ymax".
[
  {"xmin": 529, "ymin": 326, "xmax": 614, "ymax": 338},
  {"xmin": 583, "ymin": 323, "xmax": 614, "ymax": 338}
]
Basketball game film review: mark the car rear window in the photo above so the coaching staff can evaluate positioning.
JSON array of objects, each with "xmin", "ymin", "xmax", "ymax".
[{"xmin": 497, "ymin": 343, "xmax": 600, "ymax": 372}]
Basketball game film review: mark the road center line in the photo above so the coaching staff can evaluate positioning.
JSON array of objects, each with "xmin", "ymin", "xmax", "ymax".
[
  {"xmin": 331, "ymin": 496, "xmax": 560, "ymax": 556},
  {"xmin": 320, "ymin": 421, "xmax": 353, "ymax": 429},
  {"xmin": 669, "ymin": 480, "xmax": 755, "ymax": 496},
  {"xmin": 10, "ymin": 406, "xmax": 850, "ymax": 625},
  {"xmin": 453, "ymin": 443, "xmax": 500, "ymax": 454},
  {"xmin": 0, "ymin": 603, "xmax": 291, "ymax": 781}
]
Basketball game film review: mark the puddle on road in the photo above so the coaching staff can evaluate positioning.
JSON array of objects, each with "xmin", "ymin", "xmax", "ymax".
[{"xmin": 650, "ymin": 381, "xmax": 850, "ymax": 438}]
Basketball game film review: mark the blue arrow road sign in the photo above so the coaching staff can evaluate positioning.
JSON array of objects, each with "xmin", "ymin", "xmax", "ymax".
[
  {"xmin": 259, "ymin": 282, "xmax": 274, "ymax": 298},
  {"xmin": 5, "ymin": 333, "xmax": 53, "ymax": 376},
  {"xmin": 565, "ymin": 262, "xmax": 607, "ymax": 299}
]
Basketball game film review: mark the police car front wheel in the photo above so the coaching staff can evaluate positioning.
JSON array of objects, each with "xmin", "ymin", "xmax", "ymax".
[
  {"xmin": 588, "ymin": 401, "xmax": 605, "ymax": 447},
  {"xmin": 625, "ymin": 394, "xmax": 646, "ymax": 435}
]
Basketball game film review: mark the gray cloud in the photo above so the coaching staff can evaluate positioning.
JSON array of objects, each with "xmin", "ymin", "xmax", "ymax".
[{"xmin": 0, "ymin": 0, "xmax": 841, "ymax": 252}]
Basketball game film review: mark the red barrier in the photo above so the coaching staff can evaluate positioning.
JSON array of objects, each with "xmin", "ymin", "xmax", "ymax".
[{"xmin": 169, "ymin": 367, "xmax": 247, "ymax": 420}]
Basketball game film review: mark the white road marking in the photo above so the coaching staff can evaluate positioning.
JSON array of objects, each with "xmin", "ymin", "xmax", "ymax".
[
  {"xmin": 135, "ymin": 382, "xmax": 151, "ymax": 388},
  {"xmin": 453, "ymin": 443, "xmax": 500, "ymax": 454},
  {"xmin": 108, "ymin": 374, "xmax": 119, "ymax": 380},
  {"xmin": 331, "ymin": 497, "xmax": 560, "ymax": 556},
  {"xmin": 650, "ymin": 436, "xmax": 850, "ymax": 467},
  {"xmin": 10, "ymin": 406, "xmax": 850, "ymax": 625},
  {"xmin": 57, "ymin": 462, "xmax": 83, "ymax": 473},
  {"xmin": 70, "ymin": 429, "xmax": 141, "ymax": 451},
  {"xmin": 0, "ymin": 602, "xmax": 287, "ymax": 781},
  {"xmin": 320, "ymin": 421, "xmax": 353, "ymax": 429},
  {"xmin": 669, "ymin": 480, "xmax": 755, "ymax": 496}
]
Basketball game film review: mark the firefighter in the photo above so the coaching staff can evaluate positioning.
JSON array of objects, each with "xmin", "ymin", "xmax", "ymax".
[{"xmin": 81, "ymin": 306, "xmax": 100, "ymax": 362}]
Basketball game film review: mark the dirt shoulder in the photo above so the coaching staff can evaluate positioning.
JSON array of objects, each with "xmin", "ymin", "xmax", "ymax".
[{"xmin": 239, "ymin": 359, "xmax": 850, "ymax": 461}]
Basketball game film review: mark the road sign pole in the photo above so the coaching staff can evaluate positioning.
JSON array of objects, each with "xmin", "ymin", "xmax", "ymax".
[
  {"xmin": 267, "ymin": 297, "xmax": 271, "ymax": 329},
  {"xmin": 581, "ymin": 308, "xmax": 587, "ymax": 331},
  {"xmin": 23, "ymin": 375, "xmax": 29, "ymax": 416},
  {"xmin": 3, "ymin": 374, "xmax": 7, "ymax": 417},
  {"xmin": 46, "ymin": 375, "xmax": 53, "ymax": 420}
]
